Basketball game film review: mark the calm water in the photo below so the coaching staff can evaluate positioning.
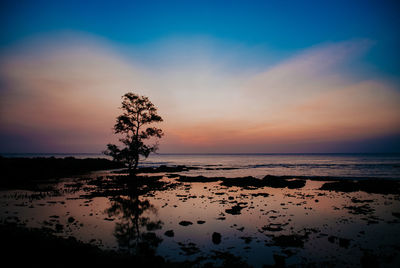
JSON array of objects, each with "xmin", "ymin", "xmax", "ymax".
[
  {"xmin": 1, "ymin": 153, "xmax": 400, "ymax": 267},
  {"xmin": 4, "ymin": 153, "xmax": 399, "ymax": 179},
  {"xmin": 143, "ymin": 153, "xmax": 400, "ymax": 179}
]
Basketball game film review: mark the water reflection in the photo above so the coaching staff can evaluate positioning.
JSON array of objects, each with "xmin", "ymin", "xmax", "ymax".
[
  {"xmin": 106, "ymin": 193, "xmax": 163, "ymax": 256},
  {"xmin": 1, "ymin": 170, "xmax": 399, "ymax": 267}
]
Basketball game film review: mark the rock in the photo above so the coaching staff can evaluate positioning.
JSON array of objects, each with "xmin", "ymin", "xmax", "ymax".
[
  {"xmin": 251, "ymin": 193, "xmax": 270, "ymax": 197},
  {"xmin": 179, "ymin": 221, "xmax": 193, "ymax": 226},
  {"xmin": 67, "ymin": 217, "xmax": 75, "ymax": 223},
  {"xmin": 262, "ymin": 175, "xmax": 306, "ymax": 189},
  {"xmin": 221, "ymin": 176, "xmax": 261, "ymax": 188},
  {"xmin": 225, "ymin": 204, "xmax": 245, "ymax": 215},
  {"xmin": 197, "ymin": 220, "xmax": 206, "ymax": 224},
  {"xmin": 320, "ymin": 180, "xmax": 400, "ymax": 194},
  {"xmin": 212, "ymin": 232, "xmax": 221, "ymax": 244},
  {"xmin": 164, "ymin": 230, "xmax": 174, "ymax": 237}
]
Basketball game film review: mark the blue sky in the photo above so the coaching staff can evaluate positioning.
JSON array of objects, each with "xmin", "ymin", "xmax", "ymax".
[
  {"xmin": 1, "ymin": 0, "xmax": 399, "ymax": 75},
  {"xmin": 0, "ymin": 0, "xmax": 399, "ymax": 153}
]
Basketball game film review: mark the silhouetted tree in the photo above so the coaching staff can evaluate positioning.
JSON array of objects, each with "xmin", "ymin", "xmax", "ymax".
[{"xmin": 104, "ymin": 93, "xmax": 163, "ymax": 175}]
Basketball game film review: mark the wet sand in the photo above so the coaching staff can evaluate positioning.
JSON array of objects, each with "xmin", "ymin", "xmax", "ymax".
[{"xmin": 1, "ymin": 166, "xmax": 399, "ymax": 267}]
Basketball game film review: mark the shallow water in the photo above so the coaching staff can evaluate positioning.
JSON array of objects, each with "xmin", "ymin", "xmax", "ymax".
[
  {"xmin": 1, "ymin": 169, "xmax": 400, "ymax": 267},
  {"xmin": 4, "ymin": 153, "xmax": 400, "ymax": 179}
]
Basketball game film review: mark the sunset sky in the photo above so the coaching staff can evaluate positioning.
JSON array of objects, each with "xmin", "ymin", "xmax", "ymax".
[{"xmin": 1, "ymin": 0, "xmax": 400, "ymax": 153}]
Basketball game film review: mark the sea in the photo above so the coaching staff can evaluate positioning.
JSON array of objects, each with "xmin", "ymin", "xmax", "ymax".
[{"xmin": 2, "ymin": 153, "xmax": 400, "ymax": 180}]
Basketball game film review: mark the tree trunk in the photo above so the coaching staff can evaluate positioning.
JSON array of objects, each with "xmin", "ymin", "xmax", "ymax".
[
  {"xmin": 128, "ymin": 162, "xmax": 134, "ymax": 176},
  {"xmin": 132, "ymin": 154, "xmax": 139, "ymax": 175}
]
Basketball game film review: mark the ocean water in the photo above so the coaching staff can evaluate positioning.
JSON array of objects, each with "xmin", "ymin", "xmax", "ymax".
[
  {"xmin": 142, "ymin": 153, "xmax": 400, "ymax": 179},
  {"xmin": 2, "ymin": 153, "xmax": 400, "ymax": 179}
]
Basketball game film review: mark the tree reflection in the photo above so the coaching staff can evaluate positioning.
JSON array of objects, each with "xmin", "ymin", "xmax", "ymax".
[{"xmin": 106, "ymin": 193, "xmax": 163, "ymax": 256}]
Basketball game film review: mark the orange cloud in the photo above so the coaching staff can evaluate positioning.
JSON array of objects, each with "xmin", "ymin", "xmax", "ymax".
[{"xmin": 0, "ymin": 34, "xmax": 399, "ymax": 153}]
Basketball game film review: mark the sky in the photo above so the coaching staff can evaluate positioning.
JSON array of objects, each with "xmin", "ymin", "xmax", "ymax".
[{"xmin": 0, "ymin": 0, "xmax": 400, "ymax": 153}]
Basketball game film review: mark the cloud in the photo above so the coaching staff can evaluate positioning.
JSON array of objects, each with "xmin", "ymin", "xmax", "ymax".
[
  {"xmin": 0, "ymin": 33, "xmax": 152, "ymax": 152},
  {"xmin": 158, "ymin": 40, "xmax": 400, "ymax": 152},
  {"xmin": 238, "ymin": 41, "xmax": 400, "ymax": 144},
  {"xmin": 0, "ymin": 34, "xmax": 399, "ymax": 153}
]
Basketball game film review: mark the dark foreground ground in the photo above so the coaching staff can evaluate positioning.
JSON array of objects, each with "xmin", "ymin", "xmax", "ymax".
[
  {"xmin": 1, "ymin": 222, "xmax": 255, "ymax": 268},
  {"xmin": 1, "ymin": 223, "xmax": 136, "ymax": 267},
  {"xmin": 0, "ymin": 156, "xmax": 124, "ymax": 189}
]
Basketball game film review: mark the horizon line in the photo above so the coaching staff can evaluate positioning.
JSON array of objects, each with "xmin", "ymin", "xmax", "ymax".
[{"xmin": 1, "ymin": 152, "xmax": 400, "ymax": 156}]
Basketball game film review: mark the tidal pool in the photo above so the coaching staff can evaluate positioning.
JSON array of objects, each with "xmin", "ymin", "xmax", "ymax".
[{"xmin": 1, "ymin": 170, "xmax": 399, "ymax": 267}]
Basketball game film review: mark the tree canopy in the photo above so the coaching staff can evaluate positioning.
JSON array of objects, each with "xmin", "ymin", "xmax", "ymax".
[{"xmin": 104, "ymin": 93, "xmax": 163, "ymax": 174}]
